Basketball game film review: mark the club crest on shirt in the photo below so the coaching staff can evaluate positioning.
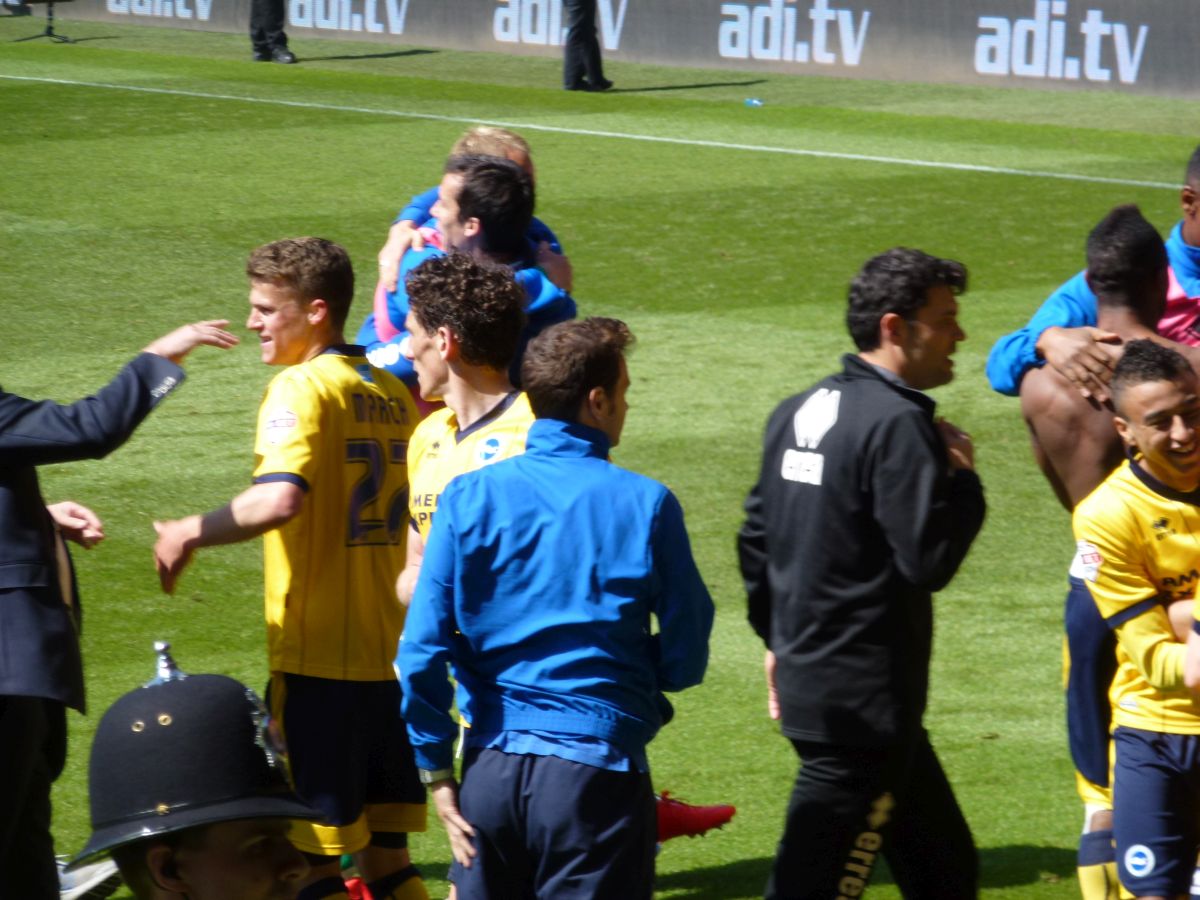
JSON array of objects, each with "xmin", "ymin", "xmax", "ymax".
[
  {"xmin": 264, "ymin": 409, "xmax": 298, "ymax": 445},
  {"xmin": 478, "ymin": 436, "xmax": 506, "ymax": 464}
]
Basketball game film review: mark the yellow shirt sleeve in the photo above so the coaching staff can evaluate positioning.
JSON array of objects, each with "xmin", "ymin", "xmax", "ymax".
[
  {"xmin": 254, "ymin": 369, "xmax": 322, "ymax": 486},
  {"xmin": 1074, "ymin": 499, "xmax": 1185, "ymax": 692}
]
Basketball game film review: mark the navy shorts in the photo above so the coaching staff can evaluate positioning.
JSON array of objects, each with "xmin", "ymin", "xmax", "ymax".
[
  {"xmin": 451, "ymin": 748, "xmax": 655, "ymax": 899},
  {"xmin": 1112, "ymin": 726, "xmax": 1200, "ymax": 896},
  {"xmin": 1065, "ymin": 575, "xmax": 1117, "ymax": 788},
  {"xmin": 268, "ymin": 673, "xmax": 425, "ymax": 856}
]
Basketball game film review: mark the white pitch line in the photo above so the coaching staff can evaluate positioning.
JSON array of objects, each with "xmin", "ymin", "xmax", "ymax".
[{"xmin": 0, "ymin": 73, "xmax": 1180, "ymax": 191}]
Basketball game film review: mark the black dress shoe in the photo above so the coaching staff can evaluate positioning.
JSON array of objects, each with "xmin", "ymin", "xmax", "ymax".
[
  {"xmin": 585, "ymin": 78, "xmax": 614, "ymax": 92},
  {"xmin": 271, "ymin": 47, "xmax": 297, "ymax": 64},
  {"xmin": 564, "ymin": 81, "xmax": 588, "ymax": 91},
  {"xmin": 253, "ymin": 49, "xmax": 271, "ymax": 61}
]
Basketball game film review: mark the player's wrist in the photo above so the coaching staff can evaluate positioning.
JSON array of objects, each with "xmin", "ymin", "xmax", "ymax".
[
  {"xmin": 1033, "ymin": 326, "xmax": 1062, "ymax": 361},
  {"xmin": 418, "ymin": 766, "xmax": 455, "ymax": 785}
]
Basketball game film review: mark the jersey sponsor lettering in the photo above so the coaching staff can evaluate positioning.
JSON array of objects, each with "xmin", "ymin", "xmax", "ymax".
[
  {"xmin": 1162, "ymin": 569, "xmax": 1200, "ymax": 601},
  {"xmin": 494, "ymin": 0, "xmax": 627, "ymax": 49},
  {"xmin": 289, "ymin": 0, "xmax": 410, "ymax": 35},
  {"xmin": 975, "ymin": 0, "xmax": 1148, "ymax": 85},
  {"xmin": 718, "ymin": 0, "xmax": 870, "ymax": 66}
]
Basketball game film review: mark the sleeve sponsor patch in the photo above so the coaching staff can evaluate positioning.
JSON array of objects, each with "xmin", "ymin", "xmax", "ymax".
[
  {"xmin": 263, "ymin": 408, "xmax": 298, "ymax": 445},
  {"xmin": 1072, "ymin": 540, "xmax": 1103, "ymax": 582}
]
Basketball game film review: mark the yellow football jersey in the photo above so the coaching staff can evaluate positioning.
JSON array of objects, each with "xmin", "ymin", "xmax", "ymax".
[
  {"xmin": 254, "ymin": 348, "xmax": 418, "ymax": 681},
  {"xmin": 1073, "ymin": 459, "xmax": 1200, "ymax": 735},
  {"xmin": 407, "ymin": 392, "xmax": 533, "ymax": 540}
]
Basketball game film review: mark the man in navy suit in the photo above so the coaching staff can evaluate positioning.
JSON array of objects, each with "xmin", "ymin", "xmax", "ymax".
[{"xmin": 0, "ymin": 319, "xmax": 237, "ymax": 899}]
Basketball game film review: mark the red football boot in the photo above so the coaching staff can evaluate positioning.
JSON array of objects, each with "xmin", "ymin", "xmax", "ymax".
[{"xmin": 655, "ymin": 791, "xmax": 736, "ymax": 842}]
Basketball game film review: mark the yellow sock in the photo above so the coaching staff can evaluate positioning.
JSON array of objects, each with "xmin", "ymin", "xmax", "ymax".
[
  {"xmin": 1076, "ymin": 831, "xmax": 1119, "ymax": 900},
  {"xmin": 367, "ymin": 865, "xmax": 429, "ymax": 900}
]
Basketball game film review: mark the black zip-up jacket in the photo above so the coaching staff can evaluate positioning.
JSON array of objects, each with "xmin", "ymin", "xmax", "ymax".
[{"xmin": 738, "ymin": 354, "xmax": 985, "ymax": 746}]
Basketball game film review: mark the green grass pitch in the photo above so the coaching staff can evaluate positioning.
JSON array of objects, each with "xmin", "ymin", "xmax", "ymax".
[{"xmin": 2, "ymin": 16, "xmax": 1199, "ymax": 898}]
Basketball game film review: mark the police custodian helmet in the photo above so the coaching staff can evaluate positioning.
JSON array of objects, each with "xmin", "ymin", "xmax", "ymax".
[{"xmin": 68, "ymin": 642, "xmax": 319, "ymax": 869}]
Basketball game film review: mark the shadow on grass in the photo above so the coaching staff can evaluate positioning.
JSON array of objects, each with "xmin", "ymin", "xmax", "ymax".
[
  {"xmin": 656, "ymin": 857, "xmax": 773, "ymax": 898},
  {"xmin": 654, "ymin": 845, "xmax": 1075, "ymax": 896},
  {"xmin": 871, "ymin": 844, "xmax": 1076, "ymax": 890},
  {"xmin": 978, "ymin": 844, "xmax": 1077, "ymax": 889},
  {"xmin": 615, "ymin": 79, "xmax": 768, "ymax": 94},
  {"xmin": 303, "ymin": 47, "xmax": 438, "ymax": 62}
]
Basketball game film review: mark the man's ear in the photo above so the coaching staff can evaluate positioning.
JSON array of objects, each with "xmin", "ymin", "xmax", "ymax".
[
  {"xmin": 306, "ymin": 298, "xmax": 329, "ymax": 326},
  {"xmin": 462, "ymin": 217, "xmax": 482, "ymax": 239},
  {"xmin": 577, "ymin": 385, "xmax": 610, "ymax": 431},
  {"xmin": 1113, "ymin": 414, "xmax": 1137, "ymax": 451},
  {"xmin": 145, "ymin": 844, "xmax": 187, "ymax": 894},
  {"xmin": 1182, "ymin": 184, "xmax": 1198, "ymax": 219},
  {"xmin": 437, "ymin": 325, "xmax": 458, "ymax": 362},
  {"xmin": 878, "ymin": 311, "xmax": 907, "ymax": 347},
  {"xmin": 587, "ymin": 385, "xmax": 611, "ymax": 419}
]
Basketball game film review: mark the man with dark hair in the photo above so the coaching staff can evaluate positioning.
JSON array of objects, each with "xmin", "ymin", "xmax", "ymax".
[
  {"xmin": 153, "ymin": 238, "xmax": 428, "ymax": 900},
  {"xmin": 0, "ymin": 316, "xmax": 236, "ymax": 900},
  {"xmin": 376, "ymin": 127, "xmax": 572, "ymax": 295},
  {"xmin": 1073, "ymin": 339, "xmax": 1200, "ymax": 898},
  {"xmin": 988, "ymin": 144, "xmax": 1200, "ymax": 400},
  {"xmin": 396, "ymin": 252, "xmax": 532, "ymax": 607},
  {"xmin": 67, "ymin": 643, "xmax": 319, "ymax": 900},
  {"xmin": 357, "ymin": 156, "xmax": 575, "ymax": 391},
  {"xmin": 1020, "ymin": 205, "xmax": 1177, "ymax": 899},
  {"xmin": 397, "ymin": 258, "xmax": 735, "ymax": 850},
  {"xmin": 400, "ymin": 317, "xmax": 714, "ymax": 898},
  {"xmin": 739, "ymin": 247, "xmax": 985, "ymax": 898}
]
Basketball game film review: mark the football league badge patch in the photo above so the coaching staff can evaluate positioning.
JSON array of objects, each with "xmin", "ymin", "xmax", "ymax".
[
  {"xmin": 264, "ymin": 409, "xmax": 298, "ymax": 445},
  {"xmin": 1074, "ymin": 540, "xmax": 1103, "ymax": 583}
]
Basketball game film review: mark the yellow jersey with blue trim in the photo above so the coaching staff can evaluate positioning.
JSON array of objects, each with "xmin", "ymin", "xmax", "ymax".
[
  {"xmin": 1072, "ymin": 458, "xmax": 1200, "ymax": 734},
  {"xmin": 407, "ymin": 392, "xmax": 533, "ymax": 541},
  {"xmin": 253, "ymin": 346, "xmax": 418, "ymax": 680}
]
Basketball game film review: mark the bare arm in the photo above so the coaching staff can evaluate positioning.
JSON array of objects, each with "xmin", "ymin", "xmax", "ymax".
[
  {"xmin": 396, "ymin": 524, "xmax": 425, "ymax": 607},
  {"xmin": 535, "ymin": 242, "xmax": 574, "ymax": 293},
  {"xmin": 1020, "ymin": 365, "xmax": 1124, "ymax": 511},
  {"xmin": 153, "ymin": 481, "xmax": 304, "ymax": 594},
  {"xmin": 377, "ymin": 221, "xmax": 425, "ymax": 293},
  {"xmin": 142, "ymin": 319, "xmax": 239, "ymax": 364},
  {"xmin": 1186, "ymin": 621, "xmax": 1200, "ymax": 693},
  {"xmin": 1035, "ymin": 326, "xmax": 1121, "ymax": 402},
  {"xmin": 763, "ymin": 650, "xmax": 780, "ymax": 721}
]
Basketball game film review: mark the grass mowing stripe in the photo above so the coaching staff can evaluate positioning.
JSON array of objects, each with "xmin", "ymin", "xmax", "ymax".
[{"xmin": 0, "ymin": 73, "xmax": 1179, "ymax": 193}]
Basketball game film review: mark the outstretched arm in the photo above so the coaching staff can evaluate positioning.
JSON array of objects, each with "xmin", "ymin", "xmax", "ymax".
[{"xmin": 152, "ymin": 481, "xmax": 304, "ymax": 594}]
